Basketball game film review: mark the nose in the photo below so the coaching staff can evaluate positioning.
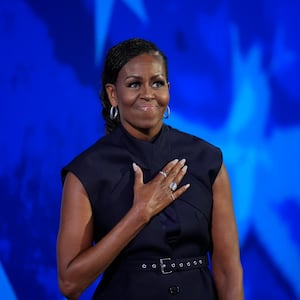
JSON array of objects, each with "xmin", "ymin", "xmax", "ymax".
[{"xmin": 141, "ymin": 85, "xmax": 154, "ymax": 101}]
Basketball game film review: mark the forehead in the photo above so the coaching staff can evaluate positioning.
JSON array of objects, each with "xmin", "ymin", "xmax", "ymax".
[{"xmin": 118, "ymin": 53, "xmax": 166, "ymax": 77}]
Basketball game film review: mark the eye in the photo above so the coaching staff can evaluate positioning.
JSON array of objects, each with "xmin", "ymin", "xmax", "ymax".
[
  {"xmin": 153, "ymin": 80, "xmax": 166, "ymax": 88},
  {"xmin": 127, "ymin": 81, "xmax": 140, "ymax": 88}
]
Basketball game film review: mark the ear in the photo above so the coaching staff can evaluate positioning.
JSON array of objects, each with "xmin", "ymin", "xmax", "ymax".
[{"xmin": 105, "ymin": 84, "xmax": 118, "ymax": 107}]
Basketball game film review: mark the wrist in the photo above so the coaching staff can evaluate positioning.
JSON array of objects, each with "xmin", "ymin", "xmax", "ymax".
[{"xmin": 129, "ymin": 203, "xmax": 151, "ymax": 225}]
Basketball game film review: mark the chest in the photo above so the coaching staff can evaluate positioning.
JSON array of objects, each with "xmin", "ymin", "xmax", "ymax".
[{"xmin": 91, "ymin": 159, "xmax": 213, "ymax": 252}]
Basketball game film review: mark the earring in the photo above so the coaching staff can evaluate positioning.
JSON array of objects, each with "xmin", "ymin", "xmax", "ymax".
[
  {"xmin": 163, "ymin": 105, "xmax": 170, "ymax": 119},
  {"xmin": 110, "ymin": 106, "xmax": 119, "ymax": 120}
]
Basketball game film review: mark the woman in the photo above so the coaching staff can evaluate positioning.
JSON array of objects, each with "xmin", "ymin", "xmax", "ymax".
[{"xmin": 57, "ymin": 38, "xmax": 244, "ymax": 299}]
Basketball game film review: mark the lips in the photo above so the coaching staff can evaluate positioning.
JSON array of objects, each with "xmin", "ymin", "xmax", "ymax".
[{"xmin": 137, "ymin": 105, "xmax": 159, "ymax": 112}]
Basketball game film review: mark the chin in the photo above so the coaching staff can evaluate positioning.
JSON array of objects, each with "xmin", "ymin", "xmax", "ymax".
[{"xmin": 138, "ymin": 118, "xmax": 163, "ymax": 128}]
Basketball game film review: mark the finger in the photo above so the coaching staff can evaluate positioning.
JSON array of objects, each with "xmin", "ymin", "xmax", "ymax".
[
  {"xmin": 158, "ymin": 170, "xmax": 167, "ymax": 179},
  {"xmin": 162, "ymin": 158, "xmax": 179, "ymax": 175},
  {"xmin": 132, "ymin": 162, "xmax": 144, "ymax": 185},
  {"xmin": 170, "ymin": 192, "xmax": 175, "ymax": 201},
  {"xmin": 172, "ymin": 165, "xmax": 188, "ymax": 186},
  {"xmin": 165, "ymin": 158, "xmax": 186, "ymax": 184},
  {"xmin": 172, "ymin": 183, "xmax": 190, "ymax": 200},
  {"xmin": 157, "ymin": 159, "xmax": 179, "ymax": 182},
  {"xmin": 167, "ymin": 160, "xmax": 189, "ymax": 194}
]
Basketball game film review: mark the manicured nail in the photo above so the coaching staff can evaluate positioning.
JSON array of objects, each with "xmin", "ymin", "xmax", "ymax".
[
  {"xmin": 182, "ymin": 165, "xmax": 188, "ymax": 172},
  {"xmin": 172, "ymin": 159, "xmax": 179, "ymax": 164},
  {"xmin": 185, "ymin": 183, "xmax": 190, "ymax": 189},
  {"xmin": 132, "ymin": 162, "xmax": 138, "ymax": 171},
  {"xmin": 180, "ymin": 158, "xmax": 186, "ymax": 165}
]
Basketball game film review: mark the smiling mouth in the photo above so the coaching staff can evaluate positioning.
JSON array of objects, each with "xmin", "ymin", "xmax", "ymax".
[{"xmin": 137, "ymin": 105, "xmax": 159, "ymax": 112}]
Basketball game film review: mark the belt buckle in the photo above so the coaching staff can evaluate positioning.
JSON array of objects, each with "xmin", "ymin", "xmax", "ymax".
[{"xmin": 160, "ymin": 257, "xmax": 172, "ymax": 274}]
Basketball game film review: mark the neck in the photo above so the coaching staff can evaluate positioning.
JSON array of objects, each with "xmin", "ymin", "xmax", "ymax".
[{"xmin": 122, "ymin": 123, "xmax": 163, "ymax": 141}]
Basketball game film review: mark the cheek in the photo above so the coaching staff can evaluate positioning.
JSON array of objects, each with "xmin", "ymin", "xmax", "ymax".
[
  {"xmin": 161, "ymin": 91, "xmax": 170, "ymax": 105},
  {"xmin": 116, "ymin": 87, "xmax": 136, "ymax": 102}
]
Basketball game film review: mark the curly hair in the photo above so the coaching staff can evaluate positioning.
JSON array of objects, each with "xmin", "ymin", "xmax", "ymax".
[{"xmin": 100, "ymin": 38, "xmax": 168, "ymax": 134}]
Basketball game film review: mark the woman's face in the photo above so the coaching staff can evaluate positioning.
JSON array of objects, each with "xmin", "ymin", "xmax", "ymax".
[{"xmin": 106, "ymin": 53, "xmax": 170, "ymax": 140}]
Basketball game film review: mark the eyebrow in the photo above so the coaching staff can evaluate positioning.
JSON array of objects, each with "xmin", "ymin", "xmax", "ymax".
[{"xmin": 125, "ymin": 74, "xmax": 165, "ymax": 80}]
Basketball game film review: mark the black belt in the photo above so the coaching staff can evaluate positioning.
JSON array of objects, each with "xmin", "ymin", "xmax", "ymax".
[{"xmin": 128, "ymin": 256, "xmax": 208, "ymax": 275}]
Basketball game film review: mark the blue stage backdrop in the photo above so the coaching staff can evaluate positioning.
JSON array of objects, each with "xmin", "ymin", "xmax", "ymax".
[{"xmin": 1, "ymin": 0, "xmax": 300, "ymax": 299}]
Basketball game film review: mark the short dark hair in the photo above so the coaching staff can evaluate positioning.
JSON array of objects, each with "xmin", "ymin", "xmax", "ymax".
[{"xmin": 100, "ymin": 38, "xmax": 168, "ymax": 134}]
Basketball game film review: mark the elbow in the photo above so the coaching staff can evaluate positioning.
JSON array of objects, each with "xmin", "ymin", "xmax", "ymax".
[
  {"xmin": 58, "ymin": 277, "xmax": 82, "ymax": 300},
  {"xmin": 231, "ymin": 263, "xmax": 243, "ymax": 294},
  {"xmin": 221, "ymin": 262, "xmax": 244, "ymax": 284},
  {"xmin": 226, "ymin": 261, "xmax": 243, "ymax": 282},
  {"xmin": 235, "ymin": 262, "xmax": 244, "ymax": 286},
  {"xmin": 213, "ymin": 262, "xmax": 244, "ymax": 299}
]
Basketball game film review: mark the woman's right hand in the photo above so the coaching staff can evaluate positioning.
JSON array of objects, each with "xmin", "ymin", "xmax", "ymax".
[{"xmin": 132, "ymin": 158, "xmax": 190, "ymax": 223}]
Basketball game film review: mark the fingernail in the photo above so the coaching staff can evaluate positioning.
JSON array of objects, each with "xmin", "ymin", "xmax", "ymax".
[
  {"xmin": 132, "ymin": 162, "xmax": 138, "ymax": 171},
  {"xmin": 182, "ymin": 165, "xmax": 188, "ymax": 172},
  {"xmin": 185, "ymin": 183, "xmax": 190, "ymax": 189},
  {"xmin": 172, "ymin": 159, "xmax": 179, "ymax": 164},
  {"xmin": 180, "ymin": 158, "xmax": 186, "ymax": 165}
]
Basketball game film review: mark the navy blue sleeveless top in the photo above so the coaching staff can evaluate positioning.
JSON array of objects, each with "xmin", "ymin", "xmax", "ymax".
[{"xmin": 62, "ymin": 124, "xmax": 222, "ymax": 299}]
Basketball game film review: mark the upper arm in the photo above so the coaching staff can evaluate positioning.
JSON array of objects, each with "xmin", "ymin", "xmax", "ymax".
[
  {"xmin": 211, "ymin": 163, "xmax": 241, "ymax": 269},
  {"xmin": 57, "ymin": 172, "xmax": 94, "ymax": 276}
]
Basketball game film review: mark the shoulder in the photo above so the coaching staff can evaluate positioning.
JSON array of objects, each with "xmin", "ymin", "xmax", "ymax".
[
  {"xmin": 166, "ymin": 125, "xmax": 223, "ymax": 184},
  {"xmin": 61, "ymin": 127, "xmax": 122, "ymax": 182},
  {"xmin": 166, "ymin": 125, "xmax": 222, "ymax": 156}
]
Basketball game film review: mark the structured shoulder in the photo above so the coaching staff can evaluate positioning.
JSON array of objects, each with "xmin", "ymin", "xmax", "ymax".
[
  {"xmin": 167, "ymin": 125, "xmax": 222, "ymax": 156},
  {"xmin": 167, "ymin": 125, "xmax": 223, "ymax": 185}
]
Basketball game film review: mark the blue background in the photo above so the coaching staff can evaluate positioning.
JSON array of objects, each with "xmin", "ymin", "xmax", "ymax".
[{"xmin": 1, "ymin": 0, "xmax": 300, "ymax": 299}]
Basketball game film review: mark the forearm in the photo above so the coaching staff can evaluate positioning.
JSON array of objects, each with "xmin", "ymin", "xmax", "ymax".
[
  {"xmin": 213, "ymin": 263, "xmax": 244, "ymax": 300},
  {"xmin": 58, "ymin": 206, "xmax": 147, "ymax": 298}
]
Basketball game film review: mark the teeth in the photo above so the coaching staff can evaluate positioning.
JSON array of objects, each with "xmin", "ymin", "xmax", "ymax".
[{"xmin": 142, "ymin": 106, "xmax": 153, "ymax": 111}]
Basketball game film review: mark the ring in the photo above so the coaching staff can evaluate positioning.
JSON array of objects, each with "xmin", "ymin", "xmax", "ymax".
[
  {"xmin": 159, "ymin": 171, "xmax": 167, "ymax": 178},
  {"xmin": 169, "ymin": 182, "xmax": 177, "ymax": 192}
]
